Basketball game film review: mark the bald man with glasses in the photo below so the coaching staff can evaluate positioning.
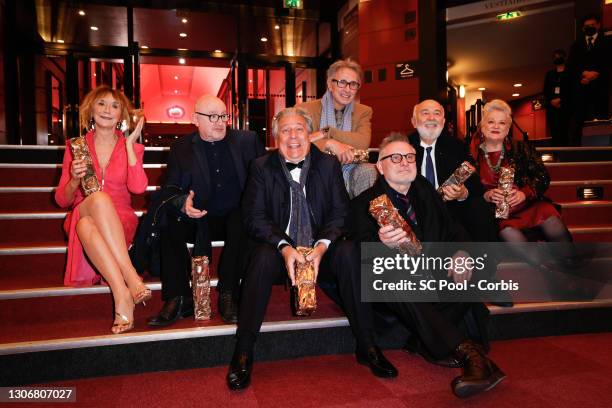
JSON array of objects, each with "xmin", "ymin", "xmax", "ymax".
[{"xmin": 146, "ymin": 95, "xmax": 265, "ymax": 326}]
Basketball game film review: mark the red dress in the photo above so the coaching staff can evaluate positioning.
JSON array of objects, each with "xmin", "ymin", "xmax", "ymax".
[
  {"xmin": 55, "ymin": 130, "xmax": 148, "ymax": 287},
  {"xmin": 478, "ymin": 151, "xmax": 560, "ymax": 231}
]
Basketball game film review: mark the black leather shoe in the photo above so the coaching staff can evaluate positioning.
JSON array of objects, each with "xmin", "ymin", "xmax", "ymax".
[
  {"xmin": 147, "ymin": 296, "xmax": 193, "ymax": 327},
  {"xmin": 451, "ymin": 340, "xmax": 506, "ymax": 398},
  {"xmin": 227, "ymin": 350, "xmax": 253, "ymax": 391},
  {"xmin": 402, "ymin": 336, "xmax": 462, "ymax": 368},
  {"xmin": 356, "ymin": 346, "xmax": 398, "ymax": 378},
  {"xmin": 218, "ymin": 291, "xmax": 238, "ymax": 324}
]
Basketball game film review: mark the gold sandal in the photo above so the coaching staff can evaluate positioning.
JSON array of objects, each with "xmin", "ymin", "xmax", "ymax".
[
  {"xmin": 132, "ymin": 282, "xmax": 152, "ymax": 306},
  {"xmin": 111, "ymin": 312, "xmax": 134, "ymax": 334}
]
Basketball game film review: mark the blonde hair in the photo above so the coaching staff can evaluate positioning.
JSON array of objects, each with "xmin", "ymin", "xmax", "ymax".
[
  {"xmin": 79, "ymin": 85, "xmax": 135, "ymax": 133},
  {"xmin": 481, "ymin": 99, "xmax": 512, "ymax": 123}
]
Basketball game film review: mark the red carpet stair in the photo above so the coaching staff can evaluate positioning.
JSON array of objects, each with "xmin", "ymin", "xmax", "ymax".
[{"xmin": 1, "ymin": 144, "xmax": 611, "ymax": 385}]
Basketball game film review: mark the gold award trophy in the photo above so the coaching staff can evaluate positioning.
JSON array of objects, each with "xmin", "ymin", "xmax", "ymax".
[
  {"xmin": 326, "ymin": 148, "xmax": 370, "ymax": 163},
  {"xmin": 437, "ymin": 161, "xmax": 476, "ymax": 195},
  {"xmin": 369, "ymin": 194, "xmax": 422, "ymax": 256},
  {"xmin": 293, "ymin": 246, "xmax": 317, "ymax": 316},
  {"xmin": 495, "ymin": 166, "xmax": 515, "ymax": 219},
  {"xmin": 191, "ymin": 256, "xmax": 212, "ymax": 320},
  {"xmin": 69, "ymin": 136, "xmax": 101, "ymax": 196}
]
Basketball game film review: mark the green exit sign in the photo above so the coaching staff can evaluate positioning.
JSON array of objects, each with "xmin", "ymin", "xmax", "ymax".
[
  {"xmin": 284, "ymin": 0, "xmax": 303, "ymax": 9},
  {"xmin": 497, "ymin": 11, "xmax": 522, "ymax": 21}
]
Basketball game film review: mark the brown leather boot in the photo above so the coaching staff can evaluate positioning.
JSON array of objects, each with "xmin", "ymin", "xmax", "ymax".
[{"xmin": 451, "ymin": 340, "xmax": 506, "ymax": 398}]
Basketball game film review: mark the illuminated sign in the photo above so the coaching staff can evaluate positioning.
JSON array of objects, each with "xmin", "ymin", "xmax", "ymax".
[
  {"xmin": 167, "ymin": 105, "xmax": 185, "ymax": 119},
  {"xmin": 496, "ymin": 11, "xmax": 522, "ymax": 20},
  {"xmin": 284, "ymin": 0, "xmax": 303, "ymax": 9}
]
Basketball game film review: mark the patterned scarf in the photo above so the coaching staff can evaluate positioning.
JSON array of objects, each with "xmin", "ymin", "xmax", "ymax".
[
  {"xmin": 319, "ymin": 90, "xmax": 354, "ymax": 132},
  {"xmin": 279, "ymin": 153, "xmax": 313, "ymax": 247}
]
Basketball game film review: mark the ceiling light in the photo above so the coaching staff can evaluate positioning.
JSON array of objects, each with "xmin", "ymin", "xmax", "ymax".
[
  {"xmin": 274, "ymin": 25, "xmax": 280, "ymax": 30},
  {"xmin": 57, "ymin": 39, "xmax": 64, "ymax": 43},
  {"xmin": 512, "ymin": 93, "xmax": 520, "ymax": 97},
  {"xmin": 174, "ymin": 90, "xmax": 178, "ymax": 94},
  {"xmin": 174, "ymin": 75, "xmax": 179, "ymax": 80},
  {"xmin": 179, "ymin": 58, "xmax": 186, "ymax": 64},
  {"xmin": 513, "ymin": 83, "xmax": 522, "ymax": 87},
  {"xmin": 214, "ymin": 49, "xmax": 222, "ymax": 53},
  {"xmin": 141, "ymin": 45, "xmax": 149, "ymax": 49},
  {"xmin": 249, "ymin": 79, "xmax": 253, "ymax": 83},
  {"xmin": 459, "ymin": 85, "xmax": 466, "ymax": 98},
  {"xmin": 179, "ymin": 33, "xmax": 187, "ymax": 38},
  {"xmin": 260, "ymin": 37, "xmax": 268, "ymax": 42},
  {"xmin": 178, "ymin": 48, "xmax": 188, "ymax": 51},
  {"xmin": 181, "ymin": 18, "xmax": 188, "ymax": 23},
  {"xmin": 478, "ymin": 87, "xmax": 486, "ymax": 91},
  {"xmin": 78, "ymin": 10, "xmax": 85, "ymax": 16},
  {"xmin": 90, "ymin": 26, "xmax": 98, "ymax": 31}
]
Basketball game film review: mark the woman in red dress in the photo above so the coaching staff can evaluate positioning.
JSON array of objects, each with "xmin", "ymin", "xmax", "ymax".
[
  {"xmin": 55, "ymin": 85, "xmax": 150, "ymax": 334},
  {"xmin": 470, "ymin": 99, "xmax": 572, "ymax": 259}
]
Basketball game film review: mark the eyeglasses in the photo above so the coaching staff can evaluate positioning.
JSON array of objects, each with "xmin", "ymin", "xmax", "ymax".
[
  {"xmin": 379, "ymin": 153, "xmax": 417, "ymax": 164},
  {"xmin": 194, "ymin": 112, "xmax": 231, "ymax": 123},
  {"xmin": 331, "ymin": 79, "xmax": 361, "ymax": 90}
]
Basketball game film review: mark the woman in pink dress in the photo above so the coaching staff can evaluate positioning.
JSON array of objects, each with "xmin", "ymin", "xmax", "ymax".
[
  {"xmin": 470, "ymin": 99, "xmax": 573, "ymax": 267},
  {"xmin": 55, "ymin": 85, "xmax": 150, "ymax": 334}
]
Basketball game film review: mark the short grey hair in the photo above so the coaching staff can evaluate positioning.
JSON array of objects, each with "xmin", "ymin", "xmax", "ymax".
[
  {"xmin": 378, "ymin": 132, "xmax": 410, "ymax": 153},
  {"xmin": 412, "ymin": 99, "xmax": 444, "ymax": 120},
  {"xmin": 271, "ymin": 107, "xmax": 314, "ymax": 138},
  {"xmin": 326, "ymin": 58, "xmax": 363, "ymax": 82}
]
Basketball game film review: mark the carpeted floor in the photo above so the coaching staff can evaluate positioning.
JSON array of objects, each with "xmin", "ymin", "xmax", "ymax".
[{"xmin": 17, "ymin": 332, "xmax": 612, "ymax": 407}]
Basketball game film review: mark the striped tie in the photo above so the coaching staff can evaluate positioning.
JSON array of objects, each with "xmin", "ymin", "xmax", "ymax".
[{"xmin": 398, "ymin": 195, "xmax": 418, "ymax": 226}]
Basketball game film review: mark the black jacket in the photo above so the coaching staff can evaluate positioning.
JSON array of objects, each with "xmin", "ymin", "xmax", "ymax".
[
  {"xmin": 242, "ymin": 145, "xmax": 349, "ymax": 247},
  {"xmin": 408, "ymin": 130, "xmax": 484, "ymax": 198},
  {"xmin": 349, "ymin": 176, "xmax": 470, "ymax": 244}
]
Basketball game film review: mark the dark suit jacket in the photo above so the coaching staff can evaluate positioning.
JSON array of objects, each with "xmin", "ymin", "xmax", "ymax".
[
  {"xmin": 242, "ymin": 145, "xmax": 349, "ymax": 247},
  {"xmin": 349, "ymin": 176, "xmax": 469, "ymax": 244},
  {"xmin": 408, "ymin": 130, "xmax": 484, "ymax": 198},
  {"xmin": 164, "ymin": 129, "xmax": 265, "ymax": 209},
  {"xmin": 161, "ymin": 129, "xmax": 264, "ymax": 255}
]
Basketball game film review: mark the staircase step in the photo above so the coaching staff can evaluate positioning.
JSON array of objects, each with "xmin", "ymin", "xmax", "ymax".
[
  {"xmin": 0, "ymin": 187, "xmax": 157, "ymax": 212},
  {"xmin": 536, "ymin": 146, "xmax": 612, "ymax": 162},
  {"xmin": 0, "ymin": 242, "xmax": 223, "ymax": 292},
  {"xmin": 545, "ymin": 162, "xmax": 612, "ymax": 180},
  {"xmin": 548, "ymin": 180, "xmax": 612, "ymax": 202},
  {"xmin": 0, "ymin": 164, "xmax": 166, "ymax": 187},
  {"xmin": 560, "ymin": 201, "xmax": 612, "ymax": 226},
  {"xmin": 569, "ymin": 226, "xmax": 612, "ymax": 242},
  {"xmin": 0, "ymin": 286, "xmax": 345, "ymax": 349}
]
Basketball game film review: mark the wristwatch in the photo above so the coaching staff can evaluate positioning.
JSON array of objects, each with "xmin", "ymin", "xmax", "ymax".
[{"xmin": 321, "ymin": 127, "xmax": 330, "ymax": 137}]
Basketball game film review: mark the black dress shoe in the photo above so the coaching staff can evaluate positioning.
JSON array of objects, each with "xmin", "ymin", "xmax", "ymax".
[
  {"xmin": 227, "ymin": 350, "xmax": 253, "ymax": 391},
  {"xmin": 402, "ymin": 336, "xmax": 462, "ymax": 368},
  {"xmin": 356, "ymin": 346, "xmax": 398, "ymax": 378},
  {"xmin": 218, "ymin": 291, "xmax": 238, "ymax": 324},
  {"xmin": 147, "ymin": 296, "xmax": 193, "ymax": 327},
  {"xmin": 451, "ymin": 340, "xmax": 506, "ymax": 398}
]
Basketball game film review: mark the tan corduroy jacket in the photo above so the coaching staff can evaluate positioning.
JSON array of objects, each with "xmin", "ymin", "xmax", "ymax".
[{"xmin": 295, "ymin": 99, "xmax": 373, "ymax": 151}]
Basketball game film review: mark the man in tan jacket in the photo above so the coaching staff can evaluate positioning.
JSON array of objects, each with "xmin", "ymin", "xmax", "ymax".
[{"xmin": 296, "ymin": 59, "xmax": 377, "ymax": 197}]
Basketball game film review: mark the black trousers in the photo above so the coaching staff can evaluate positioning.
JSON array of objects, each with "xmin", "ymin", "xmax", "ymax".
[
  {"xmin": 547, "ymin": 107, "xmax": 570, "ymax": 147},
  {"xmin": 446, "ymin": 195, "xmax": 498, "ymax": 243},
  {"xmin": 159, "ymin": 207, "xmax": 247, "ymax": 300},
  {"xmin": 236, "ymin": 239, "xmax": 374, "ymax": 342},
  {"xmin": 381, "ymin": 301, "xmax": 469, "ymax": 359}
]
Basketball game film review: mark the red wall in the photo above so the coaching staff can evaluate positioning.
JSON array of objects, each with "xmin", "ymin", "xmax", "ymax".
[
  {"xmin": 511, "ymin": 98, "xmax": 548, "ymax": 140},
  {"xmin": 359, "ymin": 0, "xmax": 420, "ymax": 147}
]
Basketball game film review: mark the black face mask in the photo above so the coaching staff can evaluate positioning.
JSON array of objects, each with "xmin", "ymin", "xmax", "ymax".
[
  {"xmin": 553, "ymin": 57, "xmax": 565, "ymax": 65},
  {"xmin": 583, "ymin": 25, "xmax": 597, "ymax": 36}
]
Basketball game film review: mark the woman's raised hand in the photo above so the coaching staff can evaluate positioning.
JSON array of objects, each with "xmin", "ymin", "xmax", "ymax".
[{"xmin": 126, "ymin": 117, "xmax": 145, "ymax": 145}]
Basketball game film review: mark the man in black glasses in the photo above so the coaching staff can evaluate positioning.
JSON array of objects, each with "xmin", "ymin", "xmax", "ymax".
[
  {"xmin": 296, "ymin": 58, "xmax": 377, "ymax": 198},
  {"xmin": 349, "ymin": 133, "xmax": 505, "ymax": 398},
  {"xmin": 146, "ymin": 95, "xmax": 265, "ymax": 326}
]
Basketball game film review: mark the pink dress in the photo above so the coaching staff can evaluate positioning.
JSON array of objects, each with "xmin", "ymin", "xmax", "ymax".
[{"xmin": 55, "ymin": 130, "xmax": 148, "ymax": 287}]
